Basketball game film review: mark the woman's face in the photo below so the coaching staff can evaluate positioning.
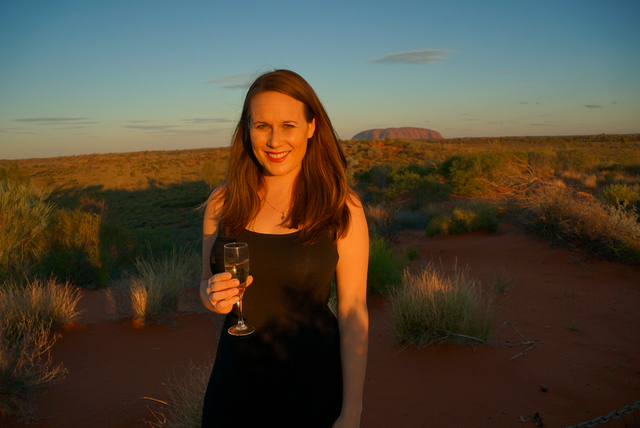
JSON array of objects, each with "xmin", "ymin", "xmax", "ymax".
[{"xmin": 249, "ymin": 91, "xmax": 315, "ymax": 179}]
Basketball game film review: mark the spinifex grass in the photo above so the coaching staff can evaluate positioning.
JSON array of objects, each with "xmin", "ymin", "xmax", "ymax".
[
  {"xmin": 390, "ymin": 265, "xmax": 494, "ymax": 347},
  {"xmin": 128, "ymin": 247, "xmax": 200, "ymax": 324},
  {"xmin": 148, "ymin": 358, "xmax": 214, "ymax": 428},
  {"xmin": 0, "ymin": 278, "xmax": 80, "ymax": 422}
]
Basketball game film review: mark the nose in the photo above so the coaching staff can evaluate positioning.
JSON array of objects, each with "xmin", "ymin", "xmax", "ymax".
[{"xmin": 266, "ymin": 128, "xmax": 283, "ymax": 148}]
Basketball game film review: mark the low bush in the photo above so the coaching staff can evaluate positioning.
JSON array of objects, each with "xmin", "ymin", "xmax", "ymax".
[
  {"xmin": 598, "ymin": 183, "xmax": 640, "ymax": 209},
  {"xmin": 40, "ymin": 208, "xmax": 105, "ymax": 287},
  {"xmin": 425, "ymin": 202, "xmax": 500, "ymax": 237},
  {"xmin": 386, "ymin": 165, "xmax": 450, "ymax": 209},
  {"xmin": 390, "ymin": 265, "xmax": 494, "ymax": 347},
  {"xmin": 555, "ymin": 149, "xmax": 587, "ymax": 174},
  {"xmin": 439, "ymin": 153, "xmax": 509, "ymax": 196}
]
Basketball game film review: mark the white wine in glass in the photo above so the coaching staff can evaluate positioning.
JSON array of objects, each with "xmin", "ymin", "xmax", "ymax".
[{"xmin": 224, "ymin": 242, "xmax": 254, "ymax": 336}]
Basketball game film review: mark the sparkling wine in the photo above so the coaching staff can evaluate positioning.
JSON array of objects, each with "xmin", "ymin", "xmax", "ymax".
[{"xmin": 225, "ymin": 259, "xmax": 249, "ymax": 295}]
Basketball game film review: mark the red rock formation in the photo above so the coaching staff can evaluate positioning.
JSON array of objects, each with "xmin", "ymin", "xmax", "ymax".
[{"xmin": 351, "ymin": 127, "xmax": 442, "ymax": 140}]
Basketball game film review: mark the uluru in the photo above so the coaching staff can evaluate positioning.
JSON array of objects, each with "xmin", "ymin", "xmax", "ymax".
[{"xmin": 351, "ymin": 127, "xmax": 442, "ymax": 140}]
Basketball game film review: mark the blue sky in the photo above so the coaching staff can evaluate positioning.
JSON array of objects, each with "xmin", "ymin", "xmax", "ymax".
[{"xmin": 1, "ymin": 0, "xmax": 639, "ymax": 160}]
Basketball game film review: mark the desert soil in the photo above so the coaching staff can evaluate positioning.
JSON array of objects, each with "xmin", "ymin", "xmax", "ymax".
[{"xmin": 7, "ymin": 223, "xmax": 640, "ymax": 428}]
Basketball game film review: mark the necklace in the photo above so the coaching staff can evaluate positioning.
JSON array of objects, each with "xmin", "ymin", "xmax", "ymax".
[{"xmin": 264, "ymin": 199, "xmax": 287, "ymax": 221}]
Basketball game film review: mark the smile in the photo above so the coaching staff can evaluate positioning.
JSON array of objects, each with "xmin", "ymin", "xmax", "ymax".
[{"xmin": 266, "ymin": 151, "xmax": 290, "ymax": 161}]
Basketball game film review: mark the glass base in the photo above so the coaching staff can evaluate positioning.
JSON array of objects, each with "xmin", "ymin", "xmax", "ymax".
[{"xmin": 228, "ymin": 324, "xmax": 255, "ymax": 336}]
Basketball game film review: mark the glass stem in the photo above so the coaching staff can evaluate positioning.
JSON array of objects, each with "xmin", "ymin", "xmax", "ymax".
[{"xmin": 236, "ymin": 299, "xmax": 247, "ymax": 330}]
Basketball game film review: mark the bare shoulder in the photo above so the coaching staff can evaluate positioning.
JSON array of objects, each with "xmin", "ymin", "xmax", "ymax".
[
  {"xmin": 204, "ymin": 185, "xmax": 225, "ymax": 220},
  {"xmin": 346, "ymin": 192, "xmax": 367, "ymax": 230},
  {"xmin": 338, "ymin": 192, "xmax": 368, "ymax": 246}
]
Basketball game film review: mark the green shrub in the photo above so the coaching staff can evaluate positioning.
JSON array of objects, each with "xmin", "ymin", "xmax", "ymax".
[
  {"xmin": 386, "ymin": 168, "xmax": 450, "ymax": 209},
  {"xmin": 555, "ymin": 149, "xmax": 587, "ymax": 173},
  {"xmin": 390, "ymin": 265, "xmax": 494, "ymax": 347},
  {"xmin": 598, "ymin": 183, "xmax": 640, "ymax": 209},
  {"xmin": 425, "ymin": 215, "xmax": 452, "ymax": 237},
  {"xmin": 367, "ymin": 235, "xmax": 405, "ymax": 294},
  {"xmin": 439, "ymin": 153, "xmax": 508, "ymax": 196},
  {"xmin": 425, "ymin": 203, "xmax": 500, "ymax": 237}
]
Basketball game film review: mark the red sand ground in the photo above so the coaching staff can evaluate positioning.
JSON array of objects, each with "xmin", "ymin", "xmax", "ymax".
[{"xmin": 7, "ymin": 223, "xmax": 640, "ymax": 427}]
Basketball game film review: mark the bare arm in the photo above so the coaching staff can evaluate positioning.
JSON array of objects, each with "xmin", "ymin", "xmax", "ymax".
[
  {"xmin": 333, "ymin": 199, "xmax": 369, "ymax": 428},
  {"xmin": 200, "ymin": 188, "xmax": 252, "ymax": 314}
]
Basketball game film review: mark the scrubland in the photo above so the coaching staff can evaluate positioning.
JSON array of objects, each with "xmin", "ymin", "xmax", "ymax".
[{"xmin": 2, "ymin": 133, "xmax": 640, "ymax": 423}]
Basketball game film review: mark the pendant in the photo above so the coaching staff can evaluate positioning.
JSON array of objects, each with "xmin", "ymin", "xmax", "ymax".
[{"xmin": 281, "ymin": 214, "xmax": 285, "ymax": 221}]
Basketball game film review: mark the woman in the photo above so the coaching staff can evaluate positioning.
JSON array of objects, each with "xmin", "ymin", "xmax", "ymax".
[{"xmin": 200, "ymin": 69, "xmax": 369, "ymax": 428}]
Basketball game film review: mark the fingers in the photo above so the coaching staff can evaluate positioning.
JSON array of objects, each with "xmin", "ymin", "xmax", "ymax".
[{"xmin": 204, "ymin": 273, "xmax": 253, "ymax": 314}]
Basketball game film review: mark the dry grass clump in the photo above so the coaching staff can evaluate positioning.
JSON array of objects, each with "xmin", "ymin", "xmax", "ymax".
[
  {"xmin": 118, "ymin": 247, "xmax": 200, "ymax": 324},
  {"xmin": 0, "ymin": 278, "xmax": 81, "ymax": 423},
  {"xmin": 148, "ymin": 358, "xmax": 214, "ymax": 428},
  {"xmin": 512, "ymin": 180, "xmax": 640, "ymax": 262},
  {"xmin": 390, "ymin": 265, "xmax": 494, "ymax": 347},
  {"xmin": 0, "ymin": 181, "xmax": 53, "ymax": 282}
]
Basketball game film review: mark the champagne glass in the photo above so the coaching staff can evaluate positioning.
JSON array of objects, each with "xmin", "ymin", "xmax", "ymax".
[{"xmin": 224, "ymin": 242, "xmax": 254, "ymax": 336}]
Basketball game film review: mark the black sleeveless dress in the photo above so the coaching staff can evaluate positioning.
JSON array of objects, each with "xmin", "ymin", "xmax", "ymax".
[{"xmin": 201, "ymin": 229, "xmax": 343, "ymax": 427}]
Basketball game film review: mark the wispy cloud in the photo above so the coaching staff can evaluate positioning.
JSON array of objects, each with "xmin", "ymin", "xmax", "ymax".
[
  {"xmin": 367, "ymin": 49, "xmax": 451, "ymax": 65},
  {"xmin": 182, "ymin": 118, "xmax": 235, "ymax": 124},
  {"xmin": 11, "ymin": 117, "xmax": 91, "ymax": 123},
  {"xmin": 124, "ymin": 124, "xmax": 177, "ymax": 131},
  {"xmin": 584, "ymin": 104, "xmax": 602, "ymax": 108},
  {"xmin": 203, "ymin": 73, "xmax": 253, "ymax": 89}
]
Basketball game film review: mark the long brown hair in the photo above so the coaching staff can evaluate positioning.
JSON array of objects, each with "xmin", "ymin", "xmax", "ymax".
[{"xmin": 215, "ymin": 69, "xmax": 352, "ymax": 243}]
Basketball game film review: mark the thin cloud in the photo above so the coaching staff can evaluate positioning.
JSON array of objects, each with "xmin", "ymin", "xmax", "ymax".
[
  {"xmin": 11, "ymin": 117, "xmax": 91, "ymax": 123},
  {"xmin": 584, "ymin": 104, "xmax": 602, "ymax": 108},
  {"xmin": 367, "ymin": 49, "xmax": 450, "ymax": 65},
  {"xmin": 124, "ymin": 125, "xmax": 177, "ymax": 131},
  {"xmin": 183, "ymin": 118, "xmax": 235, "ymax": 124}
]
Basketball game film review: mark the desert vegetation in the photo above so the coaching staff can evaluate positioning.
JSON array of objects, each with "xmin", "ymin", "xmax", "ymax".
[{"xmin": 1, "ymin": 133, "xmax": 639, "ymax": 424}]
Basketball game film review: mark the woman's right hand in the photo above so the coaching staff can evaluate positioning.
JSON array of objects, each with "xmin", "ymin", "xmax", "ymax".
[{"xmin": 202, "ymin": 272, "xmax": 253, "ymax": 314}]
